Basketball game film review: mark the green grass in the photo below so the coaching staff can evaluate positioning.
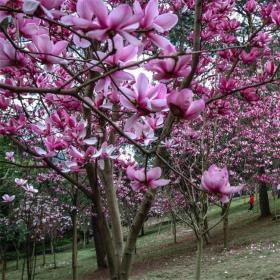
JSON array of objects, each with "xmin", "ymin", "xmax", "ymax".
[{"xmin": 4, "ymin": 194, "xmax": 280, "ymax": 280}]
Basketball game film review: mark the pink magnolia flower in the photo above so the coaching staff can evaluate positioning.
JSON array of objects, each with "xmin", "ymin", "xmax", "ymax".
[
  {"xmin": 201, "ymin": 165, "xmax": 243, "ymax": 203},
  {"xmin": 219, "ymin": 77, "xmax": 236, "ymax": 94},
  {"xmin": 167, "ymin": 89, "xmax": 205, "ymax": 120},
  {"xmin": 49, "ymin": 109, "xmax": 71, "ymax": 130},
  {"xmin": 44, "ymin": 136, "xmax": 68, "ymax": 153},
  {"xmin": 241, "ymin": 88, "xmax": 260, "ymax": 102},
  {"xmin": 0, "ymin": 115, "xmax": 26, "ymax": 135},
  {"xmin": 145, "ymin": 48, "xmax": 191, "ymax": 81},
  {"xmin": 264, "ymin": 61, "xmax": 276, "ymax": 75},
  {"xmin": 240, "ymin": 48, "xmax": 259, "ymax": 64},
  {"xmin": 253, "ymin": 32, "xmax": 270, "ymax": 47},
  {"xmin": 0, "ymin": 95, "xmax": 9, "ymax": 110},
  {"xmin": 23, "ymin": 0, "xmax": 64, "ymax": 18},
  {"xmin": 244, "ymin": 0, "xmax": 256, "ymax": 13},
  {"xmin": 92, "ymin": 143, "xmax": 117, "ymax": 160},
  {"xmin": 23, "ymin": 184, "xmax": 39, "ymax": 194},
  {"xmin": 0, "ymin": 38, "xmax": 26, "ymax": 68},
  {"xmin": 125, "ymin": 121, "xmax": 157, "ymax": 146},
  {"xmin": 120, "ymin": 73, "xmax": 168, "ymax": 115},
  {"xmin": 30, "ymin": 122, "xmax": 51, "ymax": 137},
  {"xmin": 15, "ymin": 178, "xmax": 27, "ymax": 186},
  {"xmin": 5, "ymin": 151, "xmax": 15, "ymax": 162},
  {"xmin": 86, "ymin": 0, "xmax": 141, "ymax": 45},
  {"xmin": 92, "ymin": 35, "xmax": 137, "ymax": 92},
  {"xmin": 28, "ymin": 34, "xmax": 68, "ymax": 69},
  {"xmin": 126, "ymin": 166, "xmax": 169, "ymax": 192},
  {"xmin": 2, "ymin": 194, "xmax": 15, "ymax": 203},
  {"xmin": 133, "ymin": 0, "xmax": 178, "ymax": 49},
  {"xmin": 271, "ymin": 10, "xmax": 280, "ymax": 26},
  {"xmin": 16, "ymin": 13, "xmax": 46, "ymax": 37}
]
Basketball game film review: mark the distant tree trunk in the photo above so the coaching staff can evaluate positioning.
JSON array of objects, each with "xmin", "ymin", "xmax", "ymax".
[
  {"xmin": 21, "ymin": 256, "xmax": 25, "ymax": 280},
  {"xmin": 91, "ymin": 213, "xmax": 107, "ymax": 269},
  {"xmin": 195, "ymin": 235, "xmax": 203, "ymax": 280},
  {"xmin": 170, "ymin": 213, "xmax": 177, "ymax": 244},
  {"xmin": 42, "ymin": 239, "xmax": 46, "ymax": 266},
  {"xmin": 71, "ymin": 190, "xmax": 78, "ymax": 280},
  {"xmin": 50, "ymin": 238, "xmax": 57, "ymax": 269},
  {"xmin": 25, "ymin": 236, "xmax": 33, "ymax": 280},
  {"xmin": 13, "ymin": 242, "xmax": 20, "ymax": 270},
  {"xmin": 0, "ymin": 246, "xmax": 7, "ymax": 280},
  {"xmin": 222, "ymin": 203, "xmax": 229, "ymax": 250},
  {"xmin": 32, "ymin": 244, "xmax": 37, "ymax": 280},
  {"xmin": 259, "ymin": 182, "xmax": 271, "ymax": 217}
]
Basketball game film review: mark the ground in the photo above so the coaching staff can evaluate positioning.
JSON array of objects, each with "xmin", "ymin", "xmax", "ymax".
[{"xmin": 5, "ymin": 195, "xmax": 280, "ymax": 279}]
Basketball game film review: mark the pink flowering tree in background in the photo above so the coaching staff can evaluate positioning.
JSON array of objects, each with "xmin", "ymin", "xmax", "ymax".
[{"xmin": 0, "ymin": 0, "xmax": 280, "ymax": 279}]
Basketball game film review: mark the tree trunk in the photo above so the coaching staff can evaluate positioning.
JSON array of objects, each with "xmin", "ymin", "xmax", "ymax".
[
  {"xmin": 85, "ymin": 164, "xmax": 117, "ymax": 277},
  {"xmin": 32, "ymin": 244, "xmax": 37, "ymax": 280},
  {"xmin": 1, "ymin": 258, "xmax": 6, "ymax": 280},
  {"xmin": 91, "ymin": 213, "xmax": 107, "ymax": 269},
  {"xmin": 222, "ymin": 204, "xmax": 229, "ymax": 250},
  {"xmin": 21, "ymin": 256, "xmax": 25, "ymax": 280},
  {"xmin": 171, "ymin": 213, "xmax": 177, "ymax": 244},
  {"xmin": 140, "ymin": 225, "xmax": 144, "ymax": 237},
  {"xmin": 195, "ymin": 235, "xmax": 203, "ymax": 280},
  {"xmin": 26, "ymin": 237, "xmax": 32, "ymax": 280},
  {"xmin": 42, "ymin": 239, "xmax": 46, "ymax": 266},
  {"xmin": 259, "ymin": 182, "xmax": 271, "ymax": 217},
  {"xmin": 100, "ymin": 159, "xmax": 124, "ymax": 271},
  {"xmin": 71, "ymin": 189, "xmax": 78, "ymax": 280},
  {"xmin": 50, "ymin": 239, "xmax": 57, "ymax": 269},
  {"xmin": 72, "ymin": 210, "xmax": 78, "ymax": 280},
  {"xmin": 13, "ymin": 242, "xmax": 20, "ymax": 270}
]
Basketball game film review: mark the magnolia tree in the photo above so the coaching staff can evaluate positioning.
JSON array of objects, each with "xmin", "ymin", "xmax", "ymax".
[{"xmin": 0, "ymin": 0, "xmax": 280, "ymax": 279}]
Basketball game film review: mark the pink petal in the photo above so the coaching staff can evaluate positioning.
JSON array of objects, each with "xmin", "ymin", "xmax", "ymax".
[
  {"xmin": 136, "ymin": 73, "xmax": 149, "ymax": 99},
  {"xmin": 149, "ymin": 33, "xmax": 172, "ymax": 50},
  {"xmin": 119, "ymin": 31, "xmax": 141, "ymax": 46},
  {"xmin": 52, "ymin": 40, "xmax": 68, "ymax": 55},
  {"xmin": 147, "ymin": 167, "xmax": 161, "ymax": 181},
  {"xmin": 151, "ymin": 178, "xmax": 170, "ymax": 188},
  {"xmin": 184, "ymin": 99, "xmax": 205, "ymax": 121},
  {"xmin": 77, "ymin": 0, "xmax": 94, "ymax": 20},
  {"xmin": 109, "ymin": 4, "xmax": 132, "ymax": 28},
  {"xmin": 143, "ymin": 0, "xmax": 158, "ymax": 27},
  {"xmin": 153, "ymin": 14, "xmax": 178, "ymax": 32},
  {"xmin": 91, "ymin": 0, "xmax": 108, "ymax": 27},
  {"xmin": 126, "ymin": 165, "xmax": 136, "ymax": 180}
]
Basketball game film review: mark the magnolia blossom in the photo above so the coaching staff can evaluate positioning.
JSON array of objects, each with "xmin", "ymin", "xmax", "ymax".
[
  {"xmin": 145, "ymin": 49, "xmax": 192, "ymax": 81},
  {"xmin": 241, "ymin": 88, "xmax": 260, "ymax": 102},
  {"xmin": 120, "ymin": 73, "xmax": 168, "ymax": 116},
  {"xmin": 85, "ymin": 0, "xmax": 140, "ymax": 45},
  {"xmin": 2, "ymin": 194, "xmax": 15, "ymax": 203},
  {"xmin": 133, "ymin": 0, "xmax": 178, "ymax": 49},
  {"xmin": 15, "ymin": 178, "xmax": 28, "ymax": 186},
  {"xmin": 244, "ymin": 0, "xmax": 256, "ymax": 13},
  {"xmin": 23, "ymin": 0, "xmax": 64, "ymax": 18},
  {"xmin": 126, "ymin": 166, "xmax": 169, "ymax": 192},
  {"xmin": 5, "ymin": 151, "xmax": 15, "ymax": 162},
  {"xmin": 167, "ymin": 89, "xmax": 205, "ymax": 120},
  {"xmin": 92, "ymin": 143, "xmax": 117, "ymax": 160},
  {"xmin": 201, "ymin": 165, "xmax": 243, "ymax": 203},
  {"xmin": 0, "ymin": 38, "xmax": 26, "ymax": 68},
  {"xmin": 27, "ymin": 34, "xmax": 68, "ymax": 68},
  {"xmin": 23, "ymin": 184, "xmax": 39, "ymax": 194}
]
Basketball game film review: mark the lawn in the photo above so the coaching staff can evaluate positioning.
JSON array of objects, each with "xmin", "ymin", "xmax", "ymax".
[{"xmin": 5, "ymin": 194, "xmax": 280, "ymax": 280}]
